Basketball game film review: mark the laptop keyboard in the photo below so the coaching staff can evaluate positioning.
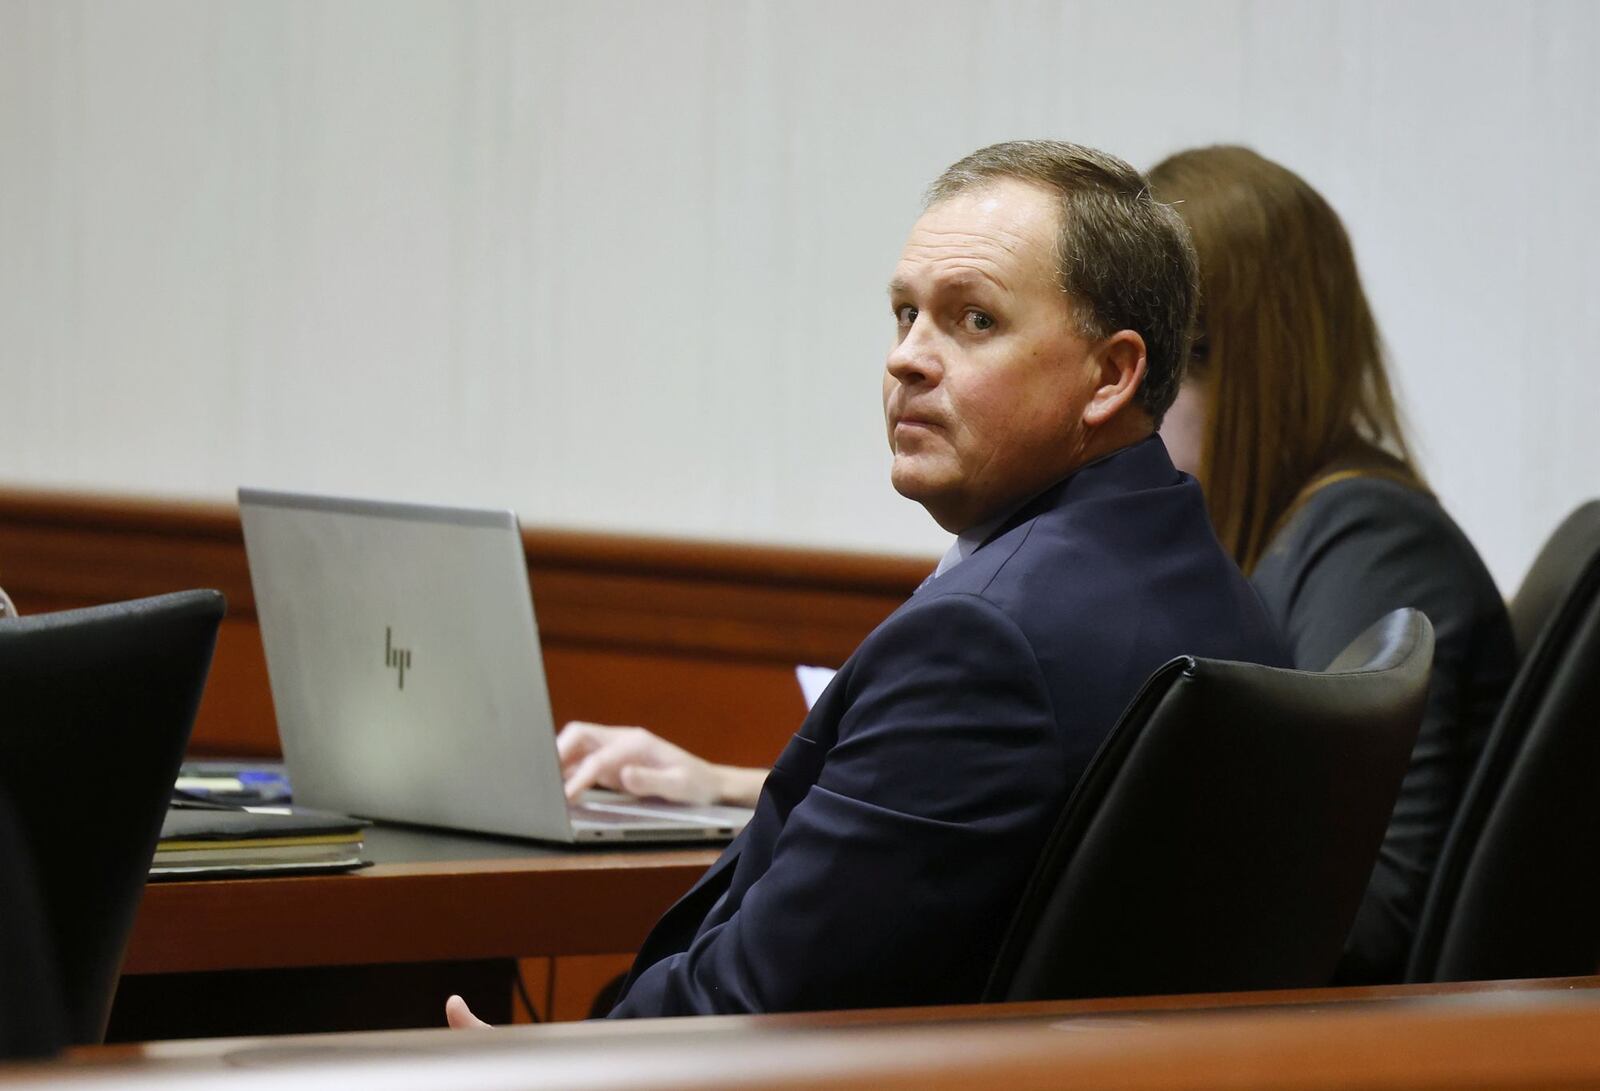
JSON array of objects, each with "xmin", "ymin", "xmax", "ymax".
[{"xmin": 568, "ymin": 802, "xmax": 677, "ymax": 828}]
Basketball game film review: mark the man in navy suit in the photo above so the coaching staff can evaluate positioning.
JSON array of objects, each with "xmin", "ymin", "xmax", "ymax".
[{"xmin": 448, "ymin": 140, "xmax": 1287, "ymax": 1021}]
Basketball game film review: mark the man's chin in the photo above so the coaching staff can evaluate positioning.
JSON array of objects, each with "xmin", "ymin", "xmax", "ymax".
[
  {"xmin": 888, "ymin": 466, "xmax": 940, "ymax": 506},
  {"xmin": 890, "ymin": 471, "xmax": 967, "ymax": 531}
]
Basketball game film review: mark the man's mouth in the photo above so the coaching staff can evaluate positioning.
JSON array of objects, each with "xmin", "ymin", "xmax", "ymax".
[{"xmin": 894, "ymin": 410, "xmax": 941, "ymax": 431}]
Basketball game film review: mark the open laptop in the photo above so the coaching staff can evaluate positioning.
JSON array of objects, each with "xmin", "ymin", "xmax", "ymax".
[{"xmin": 237, "ymin": 487, "xmax": 753, "ymax": 844}]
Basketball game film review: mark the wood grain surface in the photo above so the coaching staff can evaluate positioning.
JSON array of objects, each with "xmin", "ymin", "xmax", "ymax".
[
  {"xmin": 121, "ymin": 841, "xmax": 719, "ymax": 976},
  {"xmin": 18, "ymin": 977, "xmax": 1600, "ymax": 1090}
]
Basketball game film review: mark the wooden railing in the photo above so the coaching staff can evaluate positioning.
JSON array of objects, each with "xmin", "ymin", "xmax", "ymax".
[{"xmin": 0, "ymin": 487, "xmax": 933, "ymax": 761}]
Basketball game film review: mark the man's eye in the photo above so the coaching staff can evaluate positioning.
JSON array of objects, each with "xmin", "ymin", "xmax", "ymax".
[
  {"xmin": 962, "ymin": 311, "xmax": 995, "ymax": 332},
  {"xmin": 895, "ymin": 305, "xmax": 918, "ymax": 326}
]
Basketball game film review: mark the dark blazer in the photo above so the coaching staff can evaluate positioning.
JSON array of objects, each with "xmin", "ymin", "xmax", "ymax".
[{"xmin": 609, "ymin": 436, "xmax": 1288, "ymax": 1017}]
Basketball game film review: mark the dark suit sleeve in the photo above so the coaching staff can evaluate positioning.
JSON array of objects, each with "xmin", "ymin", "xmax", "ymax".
[
  {"xmin": 1253, "ymin": 483, "xmax": 1514, "ymax": 983},
  {"xmin": 609, "ymin": 593, "xmax": 1066, "ymax": 1016}
]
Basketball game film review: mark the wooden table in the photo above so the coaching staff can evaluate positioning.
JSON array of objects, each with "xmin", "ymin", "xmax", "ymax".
[
  {"xmin": 107, "ymin": 826, "xmax": 721, "ymax": 1040},
  {"xmin": 27, "ymin": 977, "xmax": 1600, "ymax": 1090},
  {"xmin": 124, "ymin": 825, "xmax": 719, "ymax": 974}
]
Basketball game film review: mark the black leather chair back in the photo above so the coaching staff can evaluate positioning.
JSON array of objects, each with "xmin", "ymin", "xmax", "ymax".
[
  {"xmin": 985, "ymin": 609, "xmax": 1433, "ymax": 1002},
  {"xmin": 0, "ymin": 590, "xmax": 224, "ymax": 1047},
  {"xmin": 1506, "ymin": 501, "xmax": 1600, "ymax": 660},
  {"xmin": 1406, "ymin": 501, "xmax": 1600, "ymax": 982},
  {"xmin": 0, "ymin": 789, "xmax": 66, "ymax": 1059}
]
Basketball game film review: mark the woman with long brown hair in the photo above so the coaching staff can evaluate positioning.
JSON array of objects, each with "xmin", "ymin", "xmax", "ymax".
[{"xmin": 1149, "ymin": 146, "xmax": 1515, "ymax": 983}]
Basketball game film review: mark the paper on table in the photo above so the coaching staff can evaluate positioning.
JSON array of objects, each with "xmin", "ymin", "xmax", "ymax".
[{"xmin": 795, "ymin": 665, "xmax": 838, "ymax": 710}]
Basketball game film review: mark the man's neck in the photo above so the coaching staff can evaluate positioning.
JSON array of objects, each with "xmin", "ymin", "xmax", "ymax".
[
  {"xmin": 940, "ymin": 417, "xmax": 1156, "ymax": 536},
  {"xmin": 1078, "ymin": 415, "xmax": 1155, "ymax": 468}
]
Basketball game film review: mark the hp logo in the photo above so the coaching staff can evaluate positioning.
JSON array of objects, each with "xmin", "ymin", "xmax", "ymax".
[{"xmin": 384, "ymin": 627, "xmax": 413, "ymax": 690}]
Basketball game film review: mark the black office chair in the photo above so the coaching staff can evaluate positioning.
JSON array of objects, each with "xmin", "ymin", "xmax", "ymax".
[
  {"xmin": 985, "ymin": 609, "xmax": 1433, "ymax": 1002},
  {"xmin": 0, "ymin": 590, "xmax": 224, "ymax": 1050},
  {"xmin": 0, "ymin": 788, "xmax": 67, "ymax": 1059},
  {"xmin": 1505, "ymin": 500, "xmax": 1600, "ymax": 660},
  {"xmin": 1406, "ymin": 500, "xmax": 1600, "ymax": 983}
]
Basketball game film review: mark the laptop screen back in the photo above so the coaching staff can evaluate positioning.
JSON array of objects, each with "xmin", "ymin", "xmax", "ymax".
[{"xmin": 239, "ymin": 489, "xmax": 573, "ymax": 841}]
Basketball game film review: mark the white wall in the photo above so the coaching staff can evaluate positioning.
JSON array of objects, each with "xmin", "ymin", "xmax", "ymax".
[{"xmin": 2, "ymin": 0, "xmax": 1596, "ymax": 589}]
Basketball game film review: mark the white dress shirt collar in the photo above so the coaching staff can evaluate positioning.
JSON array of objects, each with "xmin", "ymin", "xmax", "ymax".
[{"xmin": 930, "ymin": 507, "xmax": 1015, "ymax": 582}]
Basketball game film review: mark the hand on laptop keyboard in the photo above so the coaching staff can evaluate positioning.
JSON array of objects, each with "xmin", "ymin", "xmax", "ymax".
[{"xmin": 556, "ymin": 722, "xmax": 768, "ymax": 807}]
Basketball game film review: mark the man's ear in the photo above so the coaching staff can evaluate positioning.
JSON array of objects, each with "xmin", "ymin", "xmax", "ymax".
[{"xmin": 1082, "ymin": 330, "xmax": 1147, "ymax": 428}]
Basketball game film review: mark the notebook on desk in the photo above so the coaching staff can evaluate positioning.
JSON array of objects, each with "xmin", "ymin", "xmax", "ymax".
[
  {"xmin": 152, "ymin": 803, "xmax": 371, "ymax": 879},
  {"xmin": 237, "ymin": 487, "xmax": 752, "ymax": 845}
]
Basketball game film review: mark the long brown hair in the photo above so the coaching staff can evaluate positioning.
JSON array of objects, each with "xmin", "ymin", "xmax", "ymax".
[{"xmin": 1147, "ymin": 146, "xmax": 1424, "ymax": 574}]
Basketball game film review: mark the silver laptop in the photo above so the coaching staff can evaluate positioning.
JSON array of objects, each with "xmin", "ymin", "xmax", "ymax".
[{"xmin": 237, "ymin": 487, "xmax": 753, "ymax": 844}]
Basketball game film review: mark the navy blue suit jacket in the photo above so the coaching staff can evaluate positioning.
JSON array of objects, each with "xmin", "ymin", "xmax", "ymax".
[{"xmin": 609, "ymin": 436, "xmax": 1288, "ymax": 1017}]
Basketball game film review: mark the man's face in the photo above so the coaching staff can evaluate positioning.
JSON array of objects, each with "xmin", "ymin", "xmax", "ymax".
[{"xmin": 884, "ymin": 178, "xmax": 1101, "ymax": 533}]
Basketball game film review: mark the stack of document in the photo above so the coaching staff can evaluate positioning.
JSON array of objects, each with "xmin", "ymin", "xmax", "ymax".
[
  {"xmin": 174, "ymin": 760, "xmax": 292, "ymax": 804},
  {"xmin": 151, "ymin": 806, "xmax": 371, "ymax": 879}
]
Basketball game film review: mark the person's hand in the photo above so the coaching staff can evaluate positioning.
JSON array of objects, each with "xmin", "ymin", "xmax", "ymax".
[
  {"xmin": 556, "ymin": 722, "xmax": 722, "ymax": 804},
  {"xmin": 444, "ymin": 994, "xmax": 491, "ymax": 1029}
]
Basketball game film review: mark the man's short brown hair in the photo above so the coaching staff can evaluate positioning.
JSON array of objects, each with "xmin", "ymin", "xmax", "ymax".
[{"xmin": 926, "ymin": 140, "xmax": 1198, "ymax": 426}]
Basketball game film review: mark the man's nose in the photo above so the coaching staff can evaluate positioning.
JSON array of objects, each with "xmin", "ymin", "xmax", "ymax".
[{"xmin": 886, "ymin": 322, "xmax": 942, "ymax": 386}]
